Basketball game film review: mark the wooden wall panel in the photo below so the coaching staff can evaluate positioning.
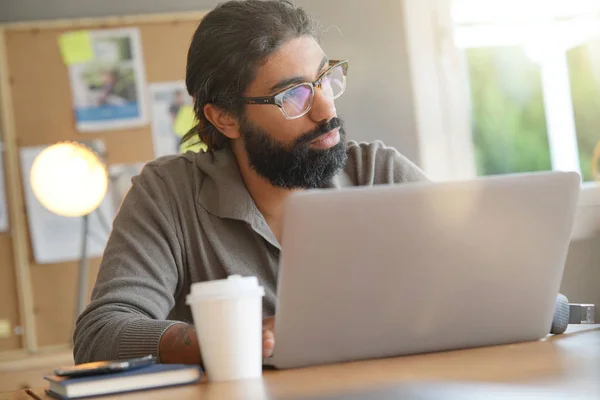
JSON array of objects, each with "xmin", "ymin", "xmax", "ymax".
[{"xmin": 0, "ymin": 233, "xmax": 22, "ymax": 352}]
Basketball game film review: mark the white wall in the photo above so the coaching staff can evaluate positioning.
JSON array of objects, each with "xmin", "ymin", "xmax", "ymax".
[
  {"xmin": 299, "ymin": 0, "xmax": 420, "ymax": 162},
  {"xmin": 561, "ymin": 235, "xmax": 600, "ymax": 321}
]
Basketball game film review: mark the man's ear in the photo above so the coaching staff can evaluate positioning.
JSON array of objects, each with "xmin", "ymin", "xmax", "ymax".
[{"xmin": 203, "ymin": 104, "xmax": 240, "ymax": 139}]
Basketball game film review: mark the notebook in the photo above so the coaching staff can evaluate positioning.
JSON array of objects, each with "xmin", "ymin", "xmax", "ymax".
[{"xmin": 44, "ymin": 364, "xmax": 202, "ymax": 399}]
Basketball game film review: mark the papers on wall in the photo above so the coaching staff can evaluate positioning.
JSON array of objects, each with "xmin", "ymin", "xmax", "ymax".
[
  {"xmin": 61, "ymin": 28, "xmax": 148, "ymax": 132},
  {"xmin": 20, "ymin": 141, "xmax": 115, "ymax": 264},
  {"xmin": 107, "ymin": 162, "xmax": 145, "ymax": 216},
  {"xmin": 0, "ymin": 142, "xmax": 8, "ymax": 232},
  {"xmin": 173, "ymin": 105, "xmax": 196, "ymax": 137},
  {"xmin": 149, "ymin": 81, "xmax": 206, "ymax": 158}
]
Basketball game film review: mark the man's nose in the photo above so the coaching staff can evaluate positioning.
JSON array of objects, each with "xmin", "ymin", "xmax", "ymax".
[{"xmin": 307, "ymin": 87, "xmax": 336, "ymax": 123}]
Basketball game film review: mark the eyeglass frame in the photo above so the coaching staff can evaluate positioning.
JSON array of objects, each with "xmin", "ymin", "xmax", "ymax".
[{"xmin": 240, "ymin": 60, "xmax": 349, "ymax": 120}]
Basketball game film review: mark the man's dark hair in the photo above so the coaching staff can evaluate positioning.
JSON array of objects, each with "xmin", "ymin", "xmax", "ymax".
[{"xmin": 181, "ymin": 0, "xmax": 319, "ymax": 152}]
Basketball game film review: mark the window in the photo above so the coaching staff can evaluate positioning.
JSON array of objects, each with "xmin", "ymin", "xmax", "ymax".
[
  {"xmin": 465, "ymin": 46, "xmax": 551, "ymax": 176},
  {"xmin": 452, "ymin": 0, "xmax": 600, "ymax": 181},
  {"xmin": 568, "ymin": 39, "xmax": 600, "ymax": 181},
  {"xmin": 403, "ymin": 0, "xmax": 600, "ymax": 239}
]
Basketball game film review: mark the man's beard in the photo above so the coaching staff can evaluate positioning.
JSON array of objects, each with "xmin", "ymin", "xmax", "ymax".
[{"xmin": 240, "ymin": 116, "xmax": 348, "ymax": 189}]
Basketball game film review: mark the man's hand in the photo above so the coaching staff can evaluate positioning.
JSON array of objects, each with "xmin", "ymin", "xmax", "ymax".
[{"xmin": 263, "ymin": 317, "xmax": 275, "ymax": 358}]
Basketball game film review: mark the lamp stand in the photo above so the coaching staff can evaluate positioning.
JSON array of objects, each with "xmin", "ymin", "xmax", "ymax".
[{"xmin": 75, "ymin": 213, "xmax": 90, "ymax": 323}]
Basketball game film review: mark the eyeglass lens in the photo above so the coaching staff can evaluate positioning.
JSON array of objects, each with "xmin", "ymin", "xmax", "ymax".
[{"xmin": 281, "ymin": 64, "xmax": 346, "ymax": 118}]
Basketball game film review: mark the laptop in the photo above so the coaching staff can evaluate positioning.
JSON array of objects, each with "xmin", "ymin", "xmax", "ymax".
[{"xmin": 267, "ymin": 171, "xmax": 580, "ymax": 369}]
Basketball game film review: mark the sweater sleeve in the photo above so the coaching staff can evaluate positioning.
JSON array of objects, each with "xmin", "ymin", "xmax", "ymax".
[{"xmin": 73, "ymin": 163, "xmax": 184, "ymax": 364}]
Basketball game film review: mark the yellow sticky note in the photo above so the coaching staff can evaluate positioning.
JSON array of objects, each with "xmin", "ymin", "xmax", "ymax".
[
  {"xmin": 58, "ymin": 31, "xmax": 94, "ymax": 65},
  {"xmin": 180, "ymin": 140, "xmax": 208, "ymax": 154},
  {"xmin": 0, "ymin": 320, "xmax": 10, "ymax": 339},
  {"xmin": 173, "ymin": 105, "xmax": 197, "ymax": 137}
]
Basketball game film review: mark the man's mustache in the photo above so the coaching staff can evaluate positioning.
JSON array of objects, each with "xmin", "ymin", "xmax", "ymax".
[{"xmin": 296, "ymin": 117, "xmax": 343, "ymax": 145}]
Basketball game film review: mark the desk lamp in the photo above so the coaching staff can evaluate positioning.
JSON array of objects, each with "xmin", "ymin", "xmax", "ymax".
[{"xmin": 29, "ymin": 141, "xmax": 108, "ymax": 320}]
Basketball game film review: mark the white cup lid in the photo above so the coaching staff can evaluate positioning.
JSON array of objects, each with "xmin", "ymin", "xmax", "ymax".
[{"xmin": 186, "ymin": 275, "xmax": 265, "ymax": 303}]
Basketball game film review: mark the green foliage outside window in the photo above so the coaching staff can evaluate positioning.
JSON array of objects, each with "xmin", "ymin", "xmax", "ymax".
[
  {"xmin": 466, "ymin": 41, "xmax": 600, "ymax": 181},
  {"xmin": 466, "ymin": 47, "xmax": 551, "ymax": 176}
]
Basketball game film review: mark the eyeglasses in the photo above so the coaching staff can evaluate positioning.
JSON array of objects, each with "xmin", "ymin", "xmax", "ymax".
[{"xmin": 241, "ymin": 60, "xmax": 348, "ymax": 120}]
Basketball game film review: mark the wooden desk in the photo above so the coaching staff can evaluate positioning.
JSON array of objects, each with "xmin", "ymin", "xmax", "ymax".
[{"xmin": 7, "ymin": 325, "xmax": 599, "ymax": 400}]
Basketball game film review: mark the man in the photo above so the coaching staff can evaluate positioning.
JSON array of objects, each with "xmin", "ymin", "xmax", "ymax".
[{"xmin": 74, "ymin": 0, "xmax": 427, "ymax": 365}]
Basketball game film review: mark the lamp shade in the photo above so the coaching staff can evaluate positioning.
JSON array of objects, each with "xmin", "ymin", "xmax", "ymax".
[{"xmin": 30, "ymin": 142, "xmax": 108, "ymax": 217}]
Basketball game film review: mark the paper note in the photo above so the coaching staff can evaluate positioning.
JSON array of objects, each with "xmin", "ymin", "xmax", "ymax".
[
  {"xmin": 58, "ymin": 31, "xmax": 94, "ymax": 65},
  {"xmin": 173, "ymin": 105, "xmax": 207, "ymax": 153},
  {"xmin": 180, "ymin": 140, "xmax": 208, "ymax": 154},
  {"xmin": 67, "ymin": 28, "xmax": 147, "ymax": 131},
  {"xmin": 173, "ymin": 105, "xmax": 197, "ymax": 136}
]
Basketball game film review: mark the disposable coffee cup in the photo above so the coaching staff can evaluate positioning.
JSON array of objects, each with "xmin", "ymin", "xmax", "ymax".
[{"xmin": 186, "ymin": 275, "xmax": 265, "ymax": 382}]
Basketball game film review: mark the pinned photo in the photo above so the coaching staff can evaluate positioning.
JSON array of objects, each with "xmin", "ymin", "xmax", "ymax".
[{"xmin": 61, "ymin": 28, "xmax": 148, "ymax": 132}]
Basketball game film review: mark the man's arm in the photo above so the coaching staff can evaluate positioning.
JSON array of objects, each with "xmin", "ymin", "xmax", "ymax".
[
  {"xmin": 73, "ymin": 161, "xmax": 188, "ymax": 364},
  {"xmin": 159, "ymin": 323, "xmax": 201, "ymax": 364}
]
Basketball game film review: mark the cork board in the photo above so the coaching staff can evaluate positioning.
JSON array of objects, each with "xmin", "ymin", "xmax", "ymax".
[{"xmin": 0, "ymin": 14, "xmax": 203, "ymax": 351}]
